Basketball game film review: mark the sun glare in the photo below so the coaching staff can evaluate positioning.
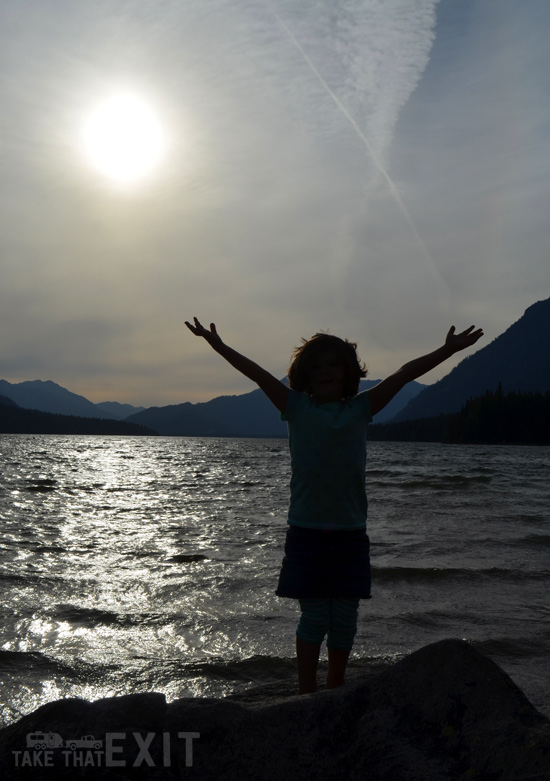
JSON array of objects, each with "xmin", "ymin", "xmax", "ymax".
[{"xmin": 83, "ymin": 94, "xmax": 166, "ymax": 184}]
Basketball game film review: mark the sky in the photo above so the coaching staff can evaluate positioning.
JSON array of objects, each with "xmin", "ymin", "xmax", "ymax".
[{"xmin": 1, "ymin": 0, "xmax": 549, "ymax": 407}]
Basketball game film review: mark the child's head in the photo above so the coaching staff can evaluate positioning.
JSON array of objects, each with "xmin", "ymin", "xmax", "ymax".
[{"xmin": 287, "ymin": 332, "xmax": 367, "ymax": 399}]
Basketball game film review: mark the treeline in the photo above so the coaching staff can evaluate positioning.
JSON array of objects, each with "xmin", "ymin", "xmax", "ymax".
[
  {"xmin": 369, "ymin": 387, "xmax": 550, "ymax": 445},
  {"xmin": 0, "ymin": 398, "xmax": 154, "ymax": 436},
  {"xmin": 444, "ymin": 386, "xmax": 550, "ymax": 444},
  {"xmin": 367, "ymin": 414, "xmax": 452, "ymax": 443}
]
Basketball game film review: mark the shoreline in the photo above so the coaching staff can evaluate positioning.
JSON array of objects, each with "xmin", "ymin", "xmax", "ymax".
[{"xmin": 2, "ymin": 639, "xmax": 549, "ymax": 780}]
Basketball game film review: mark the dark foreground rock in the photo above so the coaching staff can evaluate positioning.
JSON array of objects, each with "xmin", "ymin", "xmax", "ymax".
[{"xmin": 1, "ymin": 640, "xmax": 548, "ymax": 780}]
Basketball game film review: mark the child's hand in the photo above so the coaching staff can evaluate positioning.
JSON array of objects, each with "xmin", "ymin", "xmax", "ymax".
[
  {"xmin": 445, "ymin": 325, "xmax": 484, "ymax": 353},
  {"xmin": 185, "ymin": 317, "xmax": 223, "ymax": 348}
]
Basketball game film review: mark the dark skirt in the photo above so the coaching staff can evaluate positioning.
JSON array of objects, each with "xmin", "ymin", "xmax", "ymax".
[{"xmin": 276, "ymin": 525, "xmax": 371, "ymax": 599}]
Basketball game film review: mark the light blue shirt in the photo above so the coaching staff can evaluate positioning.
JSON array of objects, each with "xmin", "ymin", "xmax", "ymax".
[{"xmin": 281, "ymin": 389, "xmax": 372, "ymax": 530}]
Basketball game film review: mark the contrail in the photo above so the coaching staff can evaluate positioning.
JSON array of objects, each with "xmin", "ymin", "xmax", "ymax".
[{"xmin": 263, "ymin": 1, "xmax": 448, "ymax": 291}]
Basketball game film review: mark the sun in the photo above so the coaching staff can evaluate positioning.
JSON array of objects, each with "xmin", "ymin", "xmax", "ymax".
[{"xmin": 83, "ymin": 93, "xmax": 166, "ymax": 184}]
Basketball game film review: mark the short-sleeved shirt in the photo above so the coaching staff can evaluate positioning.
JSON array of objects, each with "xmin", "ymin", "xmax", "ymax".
[{"xmin": 281, "ymin": 389, "xmax": 372, "ymax": 531}]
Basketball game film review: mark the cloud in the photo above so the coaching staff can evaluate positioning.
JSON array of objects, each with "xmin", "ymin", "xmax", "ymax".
[{"xmin": 271, "ymin": 0, "xmax": 438, "ymax": 159}]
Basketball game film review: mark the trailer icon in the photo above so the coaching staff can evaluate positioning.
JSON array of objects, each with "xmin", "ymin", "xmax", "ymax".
[
  {"xmin": 26, "ymin": 732, "xmax": 63, "ymax": 749},
  {"xmin": 25, "ymin": 732, "xmax": 103, "ymax": 750}
]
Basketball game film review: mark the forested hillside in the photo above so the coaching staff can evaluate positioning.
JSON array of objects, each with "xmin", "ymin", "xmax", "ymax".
[
  {"xmin": 393, "ymin": 299, "xmax": 550, "ymax": 421},
  {"xmin": 369, "ymin": 387, "xmax": 550, "ymax": 444}
]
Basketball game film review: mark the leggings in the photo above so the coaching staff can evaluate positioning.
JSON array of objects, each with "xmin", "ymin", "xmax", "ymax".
[{"xmin": 297, "ymin": 598, "xmax": 360, "ymax": 652}]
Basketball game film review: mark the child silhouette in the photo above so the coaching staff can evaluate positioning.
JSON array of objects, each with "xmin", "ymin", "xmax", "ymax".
[{"xmin": 185, "ymin": 317, "xmax": 483, "ymax": 693}]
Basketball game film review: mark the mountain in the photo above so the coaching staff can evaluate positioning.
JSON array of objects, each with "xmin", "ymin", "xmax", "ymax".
[
  {"xmin": 2, "ymin": 299, "xmax": 547, "ymax": 435},
  {"xmin": 95, "ymin": 401, "xmax": 146, "ymax": 419},
  {"xmin": 126, "ymin": 379, "xmax": 426, "ymax": 437},
  {"xmin": 0, "ymin": 379, "xmax": 116, "ymax": 419},
  {"xmin": 0, "ymin": 380, "xmax": 144, "ymax": 419},
  {"xmin": 0, "ymin": 397, "xmax": 154, "ymax": 435},
  {"xmin": 392, "ymin": 298, "xmax": 550, "ymax": 422},
  {"xmin": 127, "ymin": 387, "xmax": 285, "ymax": 437},
  {"xmin": 0, "ymin": 377, "xmax": 424, "ymax": 436},
  {"xmin": 373, "ymin": 380, "xmax": 425, "ymax": 422}
]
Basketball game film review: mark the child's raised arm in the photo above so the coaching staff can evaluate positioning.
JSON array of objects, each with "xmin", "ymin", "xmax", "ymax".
[
  {"xmin": 185, "ymin": 317, "xmax": 289, "ymax": 413},
  {"xmin": 368, "ymin": 325, "xmax": 483, "ymax": 416}
]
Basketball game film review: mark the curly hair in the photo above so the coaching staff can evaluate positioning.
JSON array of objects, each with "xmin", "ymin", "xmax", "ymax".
[{"xmin": 287, "ymin": 332, "xmax": 367, "ymax": 398}]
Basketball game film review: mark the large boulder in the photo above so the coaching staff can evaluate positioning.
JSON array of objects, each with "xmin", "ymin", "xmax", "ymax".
[{"xmin": 1, "ymin": 639, "xmax": 548, "ymax": 780}]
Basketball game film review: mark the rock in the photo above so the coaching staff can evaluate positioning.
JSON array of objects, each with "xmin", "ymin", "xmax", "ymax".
[{"xmin": 1, "ymin": 640, "xmax": 548, "ymax": 780}]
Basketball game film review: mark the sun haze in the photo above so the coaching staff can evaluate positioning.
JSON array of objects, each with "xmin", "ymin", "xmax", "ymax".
[
  {"xmin": 1, "ymin": 1, "xmax": 548, "ymax": 406},
  {"xmin": 82, "ymin": 93, "xmax": 166, "ymax": 184}
]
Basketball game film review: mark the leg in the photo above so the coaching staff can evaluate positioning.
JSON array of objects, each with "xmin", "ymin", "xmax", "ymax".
[
  {"xmin": 326, "ymin": 598, "xmax": 360, "ymax": 689},
  {"xmin": 296, "ymin": 599, "xmax": 330, "ymax": 694},
  {"xmin": 296, "ymin": 636, "xmax": 321, "ymax": 694},
  {"xmin": 326, "ymin": 647, "xmax": 351, "ymax": 689}
]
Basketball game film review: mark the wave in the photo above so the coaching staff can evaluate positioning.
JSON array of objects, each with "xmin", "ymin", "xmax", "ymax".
[
  {"xmin": 168, "ymin": 553, "xmax": 210, "ymax": 563},
  {"xmin": 471, "ymin": 636, "xmax": 550, "ymax": 659},
  {"xmin": 24, "ymin": 478, "xmax": 58, "ymax": 492},
  {"xmin": 51, "ymin": 604, "xmax": 168, "ymax": 628},
  {"xmin": 0, "ymin": 649, "xmax": 73, "ymax": 677},
  {"xmin": 372, "ymin": 565, "xmax": 547, "ymax": 583},
  {"xmin": 0, "ymin": 573, "xmax": 64, "ymax": 586},
  {"xmin": 183, "ymin": 654, "xmax": 296, "ymax": 683},
  {"xmin": 395, "ymin": 475, "xmax": 492, "ymax": 490},
  {"xmin": 518, "ymin": 534, "xmax": 550, "ymax": 547}
]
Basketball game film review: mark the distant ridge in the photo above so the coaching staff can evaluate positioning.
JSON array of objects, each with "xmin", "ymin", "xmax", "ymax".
[
  {"xmin": 95, "ymin": 400, "xmax": 146, "ymax": 419},
  {"xmin": 0, "ymin": 380, "xmax": 144, "ymax": 420},
  {"xmin": 0, "ymin": 379, "xmax": 117, "ymax": 419},
  {"xmin": 0, "ymin": 397, "xmax": 154, "ymax": 436},
  {"xmin": 392, "ymin": 298, "xmax": 550, "ymax": 421},
  {"xmin": 2, "ymin": 299, "xmax": 548, "ymax": 435},
  {"xmin": 125, "ymin": 380, "xmax": 426, "ymax": 437},
  {"xmin": 0, "ymin": 376, "xmax": 424, "ymax": 437}
]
